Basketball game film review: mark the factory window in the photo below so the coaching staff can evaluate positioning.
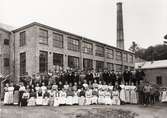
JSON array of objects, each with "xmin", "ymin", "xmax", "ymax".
[
  {"xmin": 53, "ymin": 53, "xmax": 63, "ymax": 68},
  {"xmin": 107, "ymin": 63, "xmax": 114, "ymax": 71},
  {"xmin": 4, "ymin": 58, "xmax": 9, "ymax": 67},
  {"xmin": 83, "ymin": 58, "xmax": 93, "ymax": 71},
  {"xmin": 68, "ymin": 56, "xmax": 79, "ymax": 69},
  {"xmin": 116, "ymin": 64, "xmax": 122, "ymax": 72},
  {"xmin": 20, "ymin": 52, "xmax": 26, "ymax": 75},
  {"xmin": 20, "ymin": 31, "xmax": 26, "ymax": 46},
  {"xmin": 4, "ymin": 39, "xmax": 9, "ymax": 45},
  {"xmin": 95, "ymin": 45, "xmax": 104, "ymax": 57},
  {"xmin": 82, "ymin": 42, "xmax": 93, "ymax": 55},
  {"xmin": 123, "ymin": 53, "xmax": 128, "ymax": 62},
  {"xmin": 106, "ymin": 48, "xmax": 114, "ymax": 59},
  {"xmin": 129, "ymin": 54, "xmax": 133, "ymax": 63},
  {"xmin": 68, "ymin": 37, "xmax": 80, "ymax": 52},
  {"xmin": 156, "ymin": 76, "xmax": 162, "ymax": 85},
  {"xmin": 39, "ymin": 29, "xmax": 48, "ymax": 45},
  {"xmin": 53, "ymin": 33, "xmax": 63, "ymax": 48},
  {"xmin": 116, "ymin": 51, "xmax": 122, "ymax": 61},
  {"xmin": 39, "ymin": 51, "xmax": 48, "ymax": 73},
  {"xmin": 96, "ymin": 61, "xmax": 104, "ymax": 72}
]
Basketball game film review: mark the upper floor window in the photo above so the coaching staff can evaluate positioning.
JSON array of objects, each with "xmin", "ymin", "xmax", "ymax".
[
  {"xmin": 116, "ymin": 51, "xmax": 122, "ymax": 61},
  {"xmin": 123, "ymin": 53, "xmax": 128, "ymax": 62},
  {"xmin": 106, "ymin": 48, "xmax": 114, "ymax": 59},
  {"xmin": 95, "ymin": 45, "xmax": 104, "ymax": 57},
  {"xmin": 4, "ymin": 39, "xmax": 9, "ymax": 45},
  {"xmin": 39, "ymin": 29, "xmax": 48, "ymax": 45},
  {"xmin": 53, "ymin": 33, "xmax": 63, "ymax": 48},
  {"xmin": 129, "ymin": 54, "xmax": 133, "ymax": 63},
  {"xmin": 82, "ymin": 41, "xmax": 93, "ymax": 55},
  {"xmin": 20, "ymin": 31, "xmax": 26, "ymax": 46},
  {"xmin": 107, "ymin": 63, "xmax": 114, "ymax": 71},
  {"xmin": 68, "ymin": 37, "xmax": 79, "ymax": 52},
  {"xmin": 4, "ymin": 58, "xmax": 9, "ymax": 67}
]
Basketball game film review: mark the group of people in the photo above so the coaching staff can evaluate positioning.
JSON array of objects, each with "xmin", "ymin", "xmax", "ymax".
[{"xmin": 2, "ymin": 69, "xmax": 161, "ymax": 107}]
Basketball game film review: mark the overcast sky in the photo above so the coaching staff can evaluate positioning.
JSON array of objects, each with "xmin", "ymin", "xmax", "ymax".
[{"xmin": 0, "ymin": 0, "xmax": 167, "ymax": 50}]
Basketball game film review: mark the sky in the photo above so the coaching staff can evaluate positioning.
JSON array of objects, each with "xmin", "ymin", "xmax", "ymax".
[{"xmin": 0, "ymin": 0, "xmax": 167, "ymax": 50}]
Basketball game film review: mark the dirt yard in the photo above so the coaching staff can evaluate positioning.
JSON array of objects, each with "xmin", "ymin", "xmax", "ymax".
[{"xmin": 1, "ymin": 103, "xmax": 167, "ymax": 118}]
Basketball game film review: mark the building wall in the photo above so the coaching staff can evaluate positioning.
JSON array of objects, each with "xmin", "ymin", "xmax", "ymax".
[
  {"xmin": 12, "ymin": 23, "xmax": 135, "ymax": 82},
  {"xmin": 143, "ymin": 68, "xmax": 167, "ymax": 86},
  {"xmin": 0, "ymin": 30, "xmax": 10, "ymax": 76}
]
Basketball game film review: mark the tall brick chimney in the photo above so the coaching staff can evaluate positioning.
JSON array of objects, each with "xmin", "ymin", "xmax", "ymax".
[{"xmin": 116, "ymin": 2, "xmax": 124, "ymax": 50}]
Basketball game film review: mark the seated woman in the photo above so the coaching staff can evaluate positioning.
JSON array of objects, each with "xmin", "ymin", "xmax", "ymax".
[
  {"xmin": 78, "ymin": 87, "xmax": 85, "ymax": 105},
  {"xmin": 112, "ymin": 87, "xmax": 120, "ymax": 105},
  {"xmin": 36, "ymin": 88, "xmax": 43, "ymax": 105},
  {"xmin": 104, "ymin": 89, "xmax": 112, "ymax": 105},
  {"xmin": 98, "ymin": 88, "xmax": 105, "ymax": 105},
  {"xmin": 72, "ymin": 86, "xmax": 79, "ymax": 105},
  {"xmin": 59, "ymin": 88, "xmax": 67, "ymax": 106},
  {"xmin": 91, "ymin": 88, "xmax": 98, "ymax": 105},
  {"xmin": 42, "ymin": 89, "xmax": 50, "ymax": 106},
  {"xmin": 85, "ymin": 88, "xmax": 92, "ymax": 105},
  {"xmin": 27, "ymin": 89, "xmax": 36, "ymax": 106},
  {"xmin": 66, "ymin": 87, "xmax": 74, "ymax": 105},
  {"xmin": 53, "ymin": 89, "xmax": 59, "ymax": 107},
  {"xmin": 21, "ymin": 90, "xmax": 29, "ymax": 106}
]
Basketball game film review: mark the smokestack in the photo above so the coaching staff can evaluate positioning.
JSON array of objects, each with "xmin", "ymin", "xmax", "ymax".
[{"xmin": 117, "ymin": 2, "xmax": 124, "ymax": 50}]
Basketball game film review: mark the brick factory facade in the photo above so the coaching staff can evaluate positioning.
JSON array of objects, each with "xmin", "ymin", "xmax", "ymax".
[{"xmin": 0, "ymin": 22, "xmax": 134, "ymax": 82}]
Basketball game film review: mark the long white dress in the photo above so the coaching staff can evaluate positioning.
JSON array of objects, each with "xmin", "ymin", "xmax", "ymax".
[
  {"xmin": 36, "ymin": 91, "xmax": 43, "ymax": 105},
  {"xmin": 85, "ymin": 89, "xmax": 92, "ymax": 105},
  {"xmin": 112, "ymin": 91, "xmax": 120, "ymax": 105},
  {"xmin": 130, "ymin": 86, "xmax": 137, "ymax": 104},
  {"xmin": 125, "ymin": 85, "xmax": 130, "ymax": 103},
  {"xmin": 120, "ymin": 85, "xmax": 126, "ymax": 102},
  {"xmin": 104, "ymin": 91, "xmax": 112, "ymax": 105},
  {"xmin": 53, "ymin": 91, "xmax": 59, "ymax": 107},
  {"xmin": 59, "ymin": 90, "xmax": 67, "ymax": 105},
  {"xmin": 91, "ymin": 89, "xmax": 98, "ymax": 104},
  {"xmin": 3, "ymin": 87, "xmax": 9, "ymax": 104},
  {"xmin": 161, "ymin": 90, "xmax": 167, "ymax": 102},
  {"xmin": 41, "ymin": 86, "xmax": 47, "ymax": 95},
  {"xmin": 72, "ymin": 91, "xmax": 79, "ymax": 105},
  {"xmin": 8, "ymin": 86, "xmax": 14, "ymax": 104},
  {"xmin": 98, "ymin": 90, "xmax": 105, "ymax": 104}
]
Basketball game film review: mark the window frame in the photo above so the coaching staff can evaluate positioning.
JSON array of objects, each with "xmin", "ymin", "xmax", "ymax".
[
  {"xmin": 67, "ymin": 37, "xmax": 80, "ymax": 52},
  {"xmin": 53, "ymin": 32, "xmax": 63, "ymax": 48},
  {"xmin": 95, "ymin": 45, "xmax": 104, "ymax": 57},
  {"xmin": 82, "ymin": 41, "xmax": 93, "ymax": 55},
  {"xmin": 20, "ymin": 31, "xmax": 26, "ymax": 47},
  {"xmin": 39, "ymin": 28, "xmax": 48, "ymax": 45}
]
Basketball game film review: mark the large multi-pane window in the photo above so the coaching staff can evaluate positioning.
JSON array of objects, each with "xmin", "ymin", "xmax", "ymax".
[
  {"xmin": 20, "ymin": 52, "xmax": 26, "ymax": 75},
  {"xmin": 39, "ymin": 29, "xmax": 48, "ymax": 45},
  {"xmin": 68, "ymin": 37, "xmax": 79, "ymax": 52},
  {"xmin": 95, "ymin": 45, "xmax": 104, "ymax": 57},
  {"xmin": 116, "ymin": 51, "xmax": 122, "ymax": 61},
  {"xmin": 116, "ymin": 64, "xmax": 122, "ymax": 72},
  {"xmin": 53, "ymin": 33, "xmax": 63, "ymax": 48},
  {"xmin": 4, "ymin": 39, "xmax": 9, "ymax": 45},
  {"xmin": 20, "ymin": 31, "xmax": 26, "ymax": 46},
  {"xmin": 82, "ymin": 42, "xmax": 93, "ymax": 55},
  {"xmin": 53, "ymin": 53, "xmax": 63, "ymax": 67},
  {"xmin": 107, "ymin": 63, "xmax": 114, "ymax": 71},
  {"xmin": 106, "ymin": 48, "xmax": 114, "ymax": 59},
  {"xmin": 129, "ymin": 55, "xmax": 133, "ymax": 63},
  {"xmin": 123, "ymin": 53, "xmax": 128, "ymax": 62},
  {"xmin": 68, "ymin": 56, "xmax": 79, "ymax": 69},
  {"xmin": 83, "ymin": 58, "xmax": 93, "ymax": 71},
  {"xmin": 39, "ymin": 51, "xmax": 48, "ymax": 73},
  {"xmin": 4, "ymin": 58, "xmax": 9, "ymax": 67},
  {"xmin": 96, "ymin": 61, "xmax": 104, "ymax": 72}
]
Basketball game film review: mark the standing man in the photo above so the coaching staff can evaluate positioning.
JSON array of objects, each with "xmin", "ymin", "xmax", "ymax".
[
  {"xmin": 137, "ymin": 80, "xmax": 144, "ymax": 105},
  {"xmin": 143, "ymin": 82, "xmax": 151, "ymax": 106}
]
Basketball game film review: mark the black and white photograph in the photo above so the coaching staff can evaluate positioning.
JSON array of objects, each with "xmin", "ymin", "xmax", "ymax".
[{"xmin": 0, "ymin": 0, "xmax": 167, "ymax": 118}]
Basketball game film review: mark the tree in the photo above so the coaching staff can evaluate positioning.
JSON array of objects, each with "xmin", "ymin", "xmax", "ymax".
[{"xmin": 129, "ymin": 41, "xmax": 140, "ymax": 53}]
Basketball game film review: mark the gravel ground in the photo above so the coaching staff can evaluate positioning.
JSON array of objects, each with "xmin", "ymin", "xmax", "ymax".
[{"xmin": 0, "ymin": 103, "xmax": 167, "ymax": 118}]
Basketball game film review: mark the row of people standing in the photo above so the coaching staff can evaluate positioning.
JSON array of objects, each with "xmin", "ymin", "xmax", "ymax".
[{"xmin": 3, "ymin": 79, "xmax": 139, "ymax": 106}]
